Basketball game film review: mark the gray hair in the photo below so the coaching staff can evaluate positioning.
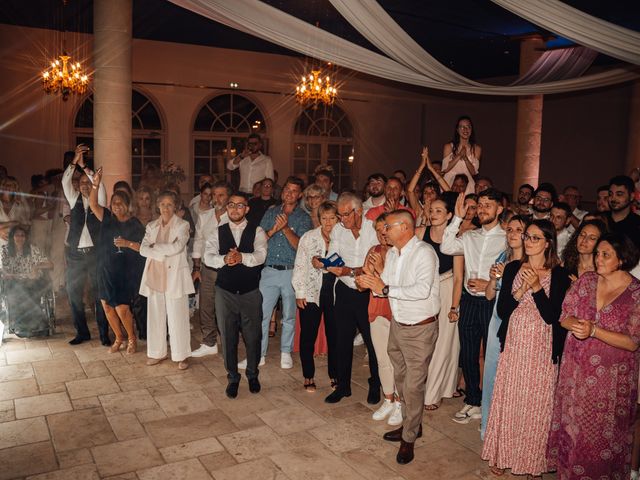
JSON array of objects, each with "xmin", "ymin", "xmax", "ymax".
[
  {"xmin": 337, "ymin": 191, "xmax": 363, "ymax": 210},
  {"xmin": 304, "ymin": 184, "xmax": 325, "ymax": 199}
]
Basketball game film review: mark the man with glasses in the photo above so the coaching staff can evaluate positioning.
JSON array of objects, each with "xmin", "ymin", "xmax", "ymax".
[
  {"xmin": 247, "ymin": 178, "xmax": 277, "ymax": 224},
  {"xmin": 324, "ymin": 192, "xmax": 381, "ymax": 404},
  {"xmin": 357, "ymin": 210, "xmax": 440, "ymax": 464},
  {"xmin": 204, "ymin": 191, "xmax": 267, "ymax": 398},
  {"xmin": 531, "ymin": 183, "xmax": 556, "ymax": 220},
  {"xmin": 191, "ymin": 181, "xmax": 232, "ymax": 358},
  {"xmin": 363, "ymin": 173, "xmax": 387, "ymax": 211},
  {"xmin": 242, "ymin": 176, "xmax": 311, "ymax": 370},
  {"xmin": 226, "ymin": 133, "xmax": 274, "ymax": 195},
  {"xmin": 440, "ymin": 188, "xmax": 506, "ymax": 424}
]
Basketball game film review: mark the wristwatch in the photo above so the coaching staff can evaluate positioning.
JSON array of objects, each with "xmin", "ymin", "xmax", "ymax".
[{"xmin": 382, "ymin": 285, "xmax": 389, "ymax": 296}]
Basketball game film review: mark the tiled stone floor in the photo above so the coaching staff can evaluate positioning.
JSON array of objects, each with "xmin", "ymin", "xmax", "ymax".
[{"xmin": 0, "ymin": 300, "xmax": 556, "ymax": 479}]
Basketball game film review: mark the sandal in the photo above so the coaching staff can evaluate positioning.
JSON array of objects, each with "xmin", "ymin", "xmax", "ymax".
[
  {"xmin": 452, "ymin": 388, "xmax": 465, "ymax": 398},
  {"xmin": 489, "ymin": 466, "xmax": 505, "ymax": 477},
  {"xmin": 330, "ymin": 379, "xmax": 338, "ymax": 390},
  {"xmin": 303, "ymin": 379, "xmax": 316, "ymax": 392},
  {"xmin": 424, "ymin": 403, "xmax": 440, "ymax": 411}
]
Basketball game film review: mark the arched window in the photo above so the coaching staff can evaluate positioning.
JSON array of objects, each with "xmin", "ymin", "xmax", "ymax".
[
  {"xmin": 73, "ymin": 90, "xmax": 164, "ymax": 188},
  {"xmin": 293, "ymin": 104, "xmax": 354, "ymax": 192},
  {"xmin": 193, "ymin": 94, "xmax": 267, "ymax": 192}
]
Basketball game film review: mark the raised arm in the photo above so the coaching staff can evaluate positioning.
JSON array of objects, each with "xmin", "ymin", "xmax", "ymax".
[
  {"xmin": 89, "ymin": 167, "xmax": 105, "ymax": 222},
  {"xmin": 439, "ymin": 193, "xmax": 466, "ymax": 255},
  {"xmin": 407, "ymin": 148, "xmax": 428, "ymax": 214}
]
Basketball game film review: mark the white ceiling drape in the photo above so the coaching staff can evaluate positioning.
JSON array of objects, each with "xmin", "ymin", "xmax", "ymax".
[{"xmin": 168, "ymin": 0, "xmax": 639, "ymax": 96}]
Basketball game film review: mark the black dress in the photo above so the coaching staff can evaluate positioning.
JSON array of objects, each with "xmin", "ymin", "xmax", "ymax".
[
  {"xmin": 422, "ymin": 226, "xmax": 454, "ymax": 274},
  {"xmin": 97, "ymin": 210, "xmax": 145, "ymax": 307}
]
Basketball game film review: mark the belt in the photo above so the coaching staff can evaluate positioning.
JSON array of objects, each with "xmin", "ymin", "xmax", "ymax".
[
  {"xmin": 266, "ymin": 265, "xmax": 294, "ymax": 271},
  {"xmin": 396, "ymin": 316, "xmax": 437, "ymax": 327},
  {"xmin": 77, "ymin": 247, "xmax": 94, "ymax": 254}
]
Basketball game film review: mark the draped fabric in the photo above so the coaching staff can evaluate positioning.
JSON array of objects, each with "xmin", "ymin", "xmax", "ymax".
[
  {"xmin": 492, "ymin": 0, "xmax": 640, "ymax": 66},
  {"xmin": 512, "ymin": 46, "xmax": 597, "ymax": 85},
  {"xmin": 168, "ymin": 0, "xmax": 639, "ymax": 96}
]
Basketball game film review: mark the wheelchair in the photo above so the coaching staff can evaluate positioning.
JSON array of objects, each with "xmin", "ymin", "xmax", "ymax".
[{"xmin": 0, "ymin": 273, "xmax": 56, "ymax": 339}]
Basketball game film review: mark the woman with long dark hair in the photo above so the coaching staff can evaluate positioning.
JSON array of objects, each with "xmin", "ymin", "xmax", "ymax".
[
  {"xmin": 441, "ymin": 116, "xmax": 481, "ymax": 195},
  {"xmin": 482, "ymin": 219, "xmax": 571, "ymax": 476},
  {"xmin": 561, "ymin": 219, "xmax": 607, "ymax": 280}
]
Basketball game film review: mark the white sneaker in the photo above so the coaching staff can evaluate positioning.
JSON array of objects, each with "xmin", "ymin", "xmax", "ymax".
[
  {"xmin": 281, "ymin": 352, "xmax": 293, "ymax": 369},
  {"xmin": 387, "ymin": 401, "xmax": 403, "ymax": 426},
  {"xmin": 353, "ymin": 333, "xmax": 364, "ymax": 346},
  {"xmin": 238, "ymin": 356, "xmax": 266, "ymax": 370},
  {"xmin": 452, "ymin": 405, "xmax": 481, "ymax": 424},
  {"xmin": 372, "ymin": 398, "xmax": 395, "ymax": 421},
  {"xmin": 191, "ymin": 344, "xmax": 218, "ymax": 358}
]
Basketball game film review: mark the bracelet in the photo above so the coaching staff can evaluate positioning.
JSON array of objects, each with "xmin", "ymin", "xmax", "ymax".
[
  {"xmin": 91, "ymin": 185, "xmax": 98, "ymax": 190},
  {"xmin": 590, "ymin": 323, "xmax": 597, "ymax": 337},
  {"xmin": 450, "ymin": 306, "xmax": 459, "ymax": 313}
]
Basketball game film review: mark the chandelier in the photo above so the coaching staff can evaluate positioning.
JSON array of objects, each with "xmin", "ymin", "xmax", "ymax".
[
  {"xmin": 295, "ymin": 69, "xmax": 338, "ymax": 108},
  {"xmin": 42, "ymin": 53, "xmax": 89, "ymax": 101}
]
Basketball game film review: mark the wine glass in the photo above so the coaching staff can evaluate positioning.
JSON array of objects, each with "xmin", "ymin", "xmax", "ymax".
[{"xmin": 114, "ymin": 236, "xmax": 123, "ymax": 254}]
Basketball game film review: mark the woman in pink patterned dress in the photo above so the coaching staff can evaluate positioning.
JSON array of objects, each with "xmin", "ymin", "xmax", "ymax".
[
  {"xmin": 482, "ymin": 219, "xmax": 571, "ymax": 477},
  {"xmin": 547, "ymin": 232, "xmax": 640, "ymax": 480}
]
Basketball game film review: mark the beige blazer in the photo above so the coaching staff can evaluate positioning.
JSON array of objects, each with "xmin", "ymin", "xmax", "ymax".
[{"xmin": 139, "ymin": 215, "xmax": 195, "ymax": 299}]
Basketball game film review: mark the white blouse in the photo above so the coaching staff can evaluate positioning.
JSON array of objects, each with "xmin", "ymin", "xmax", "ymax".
[{"xmin": 292, "ymin": 227, "xmax": 333, "ymax": 305}]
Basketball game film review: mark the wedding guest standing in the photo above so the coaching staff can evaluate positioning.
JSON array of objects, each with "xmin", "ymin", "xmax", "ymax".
[
  {"xmin": 139, "ymin": 191, "xmax": 194, "ymax": 370},
  {"xmin": 548, "ymin": 232, "xmax": 640, "ymax": 480},
  {"xmin": 226, "ymin": 134, "xmax": 274, "ymax": 195},
  {"xmin": 483, "ymin": 220, "xmax": 571, "ymax": 477},
  {"xmin": 441, "ymin": 116, "xmax": 481, "ymax": 195}
]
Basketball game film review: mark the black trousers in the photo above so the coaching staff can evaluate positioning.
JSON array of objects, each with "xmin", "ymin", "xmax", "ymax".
[
  {"xmin": 131, "ymin": 293, "xmax": 147, "ymax": 340},
  {"xmin": 65, "ymin": 247, "xmax": 109, "ymax": 343},
  {"xmin": 458, "ymin": 290, "xmax": 494, "ymax": 406},
  {"xmin": 299, "ymin": 273, "xmax": 337, "ymax": 380},
  {"xmin": 334, "ymin": 281, "xmax": 379, "ymax": 394},
  {"xmin": 216, "ymin": 287, "xmax": 262, "ymax": 383}
]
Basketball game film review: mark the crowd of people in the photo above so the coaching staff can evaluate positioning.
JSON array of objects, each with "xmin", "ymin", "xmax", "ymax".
[{"xmin": 1, "ymin": 117, "xmax": 639, "ymax": 477}]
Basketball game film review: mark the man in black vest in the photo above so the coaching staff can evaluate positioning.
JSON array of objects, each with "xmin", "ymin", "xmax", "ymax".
[
  {"xmin": 204, "ymin": 191, "xmax": 267, "ymax": 398},
  {"xmin": 61, "ymin": 144, "xmax": 109, "ymax": 345}
]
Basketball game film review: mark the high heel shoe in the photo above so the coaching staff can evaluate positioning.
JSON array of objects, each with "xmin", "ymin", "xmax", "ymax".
[
  {"xmin": 109, "ymin": 339, "xmax": 123, "ymax": 353},
  {"xmin": 126, "ymin": 339, "xmax": 137, "ymax": 355}
]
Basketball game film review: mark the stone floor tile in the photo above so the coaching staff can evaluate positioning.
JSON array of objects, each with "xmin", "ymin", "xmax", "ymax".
[
  {"xmin": 0, "ymin": 409, "xmax": 16, "ymax": 423},
  {"xmin": 0, "ymin": 441, "xmax": 58, "ymax": 480},
  {"xmin": 0, "ymin": 378, "xmax": 39, "ymax": 401},
  {"xmin": 158, "ymin": 436, "xmax": 225, "ymax": 463},
  {"xmin": 257, "ymin": 404, "xmax": 326, "ymax": 436},
  {"xmin": 71, "ymin": 396, "xmax": 102, "ymax": 410},
  {"xmin": 217, "ymin": 425, "xmax": 287, "ymax": 463},
  {"xmin": 154, "ymin": 390, "xmax": 215, "ymax": 417},
  {"xmin": 118, "ymin": 375, "xmax": 173, "ymax": 392},
  {"xmin": 66, "ymin": 376, "xmax": 120, "ymax": 399},
  {"xmin": 6, "ymin": 347, "xmax": 53, "ymax": 365},
  {"xmin": 15, "ymin": 392, "xmax": 72, "ymax": 419},
  {"xmin": 342, "ymin": 448, "xmax": 401, "ymax": 480},
  {"xmin": 229, "ymin": 412, "xmax": 266, "ymax": 430},
  {"xmin": 309, "ymin": 418, "xmax": 385, "ymax": 454},
  {"xmin": 99, "ymin": 389, "xmax": 159, "ymax": 416},
  {"xmin": 56, "ymin": 448, "xmax": 95, "ymax": 469},
  {"xmin": 47, "ymin": 407, "xmax": 116, "ymax": 452},
  {"xmin": 80, "ymin": 360, "xmax": 111, "ymax": 378},
  {"xmin": 269, "ymin": 444, "xmax": 363, "ymax": 480},
  {"xmin": 212, "ymin": 457, "xmax": 283, "ymax": 480},
  {"xmin": 135, "ymin": 407, "xmax": 167, "ymax": 424},
  {"xmin": 137, "ymin": 458, "xmax": 213, "ymax": 480},
  {"xmin": 165, "ymin": 366, "xmax": 221, "ymax": 392},
  {"xmin": 25, "ymin": 464, "xmax": 100, "ymax": 480},
  {"xmin": 74, "ymin": 347, "xmax": 120, "ymax": 363},
  {"xmin": 203, "ymin": 388, "xmax": 275, "ymax": 419},
  {"xmin": 0, "ymin": 363, "xmax": 34, "ymax": 382},
  {"xmin": 33, "ymin": 358, "xmax": 86, "ymax": 385},
  {"xmin": 144, "ymin": 410, "xmax": 237, "ymax": 448},
  {"xmin": 0, "ymin": 416, "xmax": 50, "ymax": 449},
  {"xmin": 38, "ymin": 382, "xmax": 67, "ymax": 394},
  {"xmin": 92, "ymin": 437, "xmax": 163, "ymax": 477},
  {"xmin": 107, "ymin": 413, "xmax": 147, "ymax": 441},
  {"xmin": 199, "ymin": 451, "xmax": 238, "ymax": 474}
]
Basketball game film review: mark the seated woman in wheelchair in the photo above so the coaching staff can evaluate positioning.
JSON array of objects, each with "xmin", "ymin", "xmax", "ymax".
[{"xmin": 1, "ymin": 225, "xmax": 53, "ymax": 337}]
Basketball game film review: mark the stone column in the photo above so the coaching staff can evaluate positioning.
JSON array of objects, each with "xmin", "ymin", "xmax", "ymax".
[
  {"xmin": 512, "ymin": 35, "xmax": 545, "ymax": 199},
  {"xmin": 93, "ymin": 0, "xmax": 132, "ymax": 194},
  {"xmin": 625, "ymin": 80, "xmax": 640, "ymax": 173}
]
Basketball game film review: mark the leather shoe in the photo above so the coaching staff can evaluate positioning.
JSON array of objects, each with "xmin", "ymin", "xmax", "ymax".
[
  {"xmin": 367, "ymin": 378, "xmax": 381, "ymax": 405},
  {"xmin": 396, "ymin": 439, "xmax": 415, "ymax": 464},
  {"xmin": 324, "ymin": 389, "xmax": 351, "ymax": 404},
  {"xmin": 383, "ymin": 424, "xmax": 422, "ymax": 442},
  {"xmin": 226, "ymin": 382, "xmax": 240, "ymax": 399},
  {"xmin": 248, "ymin": 378, "xmax": 261, "ymax": 394},
  {"xmin": 69, "ymin": 336, "xmax": 90, "ymax": 345}
]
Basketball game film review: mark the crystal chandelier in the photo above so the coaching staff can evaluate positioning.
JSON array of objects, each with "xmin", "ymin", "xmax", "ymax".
[
  {"xmin": 42, "ymin": 53, "xmax": 89, "ymax": 101},
  {"xmin": 295, "ymin": 69, "xmax": 338, "ymax": 108}
]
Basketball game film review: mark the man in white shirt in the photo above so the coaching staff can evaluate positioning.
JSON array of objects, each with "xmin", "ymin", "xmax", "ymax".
[
  {"xmin": 357, "ymin": 210, "xmax": 440, "ymax": 465},
  {"xmin": 324, "ymin": 192, "xmax": 381, "ymax": 404},
  {"xmin": 362, "ymin": 173, "xmax": 386, "ymax": 211},
  {"xmin": 204, "ymin": 192, "xmax": 267, "ymax": 399},
  {"xmin": 226, "ymin": 134, "xmax": 274, "ymax": 194},
  {"xmin": 562, "ymin": 185, "xmax": 588, "ymax": 229},
  {"xmin": 550, "ymin": 202, "xmax": 573, "ymax": 258},
  {"xmin": 440, "ymin": 188, "xmax": 506, "ymax": 423},
  {"xmin": 191, "ymin": 181, "xmax": 231, "ymax": 358}
]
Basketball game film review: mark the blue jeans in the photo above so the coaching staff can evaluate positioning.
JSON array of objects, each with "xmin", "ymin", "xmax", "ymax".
[
  {"xmin": 259, "ymin": 267, "xmax": 296, "ymax": 357},
  {"xmin": 480, "ymin": 302, "xmax": 502, "ymax": 439}
]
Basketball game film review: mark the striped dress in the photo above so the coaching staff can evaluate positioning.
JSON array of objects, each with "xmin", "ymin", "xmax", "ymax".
[{"xmin": 482, "ymin": 271, "xmax": 557, "ymax": 476}]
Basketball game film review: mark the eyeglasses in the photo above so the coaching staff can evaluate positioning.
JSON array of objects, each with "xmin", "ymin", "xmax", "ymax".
[
  {"xmin": 337, "ymin": 208, "xmax": 356, "ymax": 219},
  {"xmin": 227, "ymin": 202, "xmax": 247, "ymax": 209},
  {"xmin": 383, "ymin": 221, "xmax": 404, "ymax": 231},
  {"xmin": 247, "ymin": 141, "xmax": 259, "ymax": 146},
  {"xmin": 534, "ymin": 196, "xmax": 552, "ymax": 204},
  {"xmin": 522, "ymin": 233, "xmax": 545, "ymax": 243}
]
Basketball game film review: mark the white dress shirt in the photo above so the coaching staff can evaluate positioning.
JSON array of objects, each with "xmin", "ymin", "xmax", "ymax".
[
  {"xmin": 61, "ymin": 162, "xmax": 107, "ymax": 248},
  {"xmin": 328, "ymin": 216, "xmax": 378, "ymax": 289},
  {"xmin": 557, "ymin": 228, "xmax": 572, "ymax": 258},
  {"xmin": 226, "ymin": 153, "xmax": 274, "ymax": 194},
  {"xmin": 203, "ymin": 219, "xmax": 268, "ymax": 269},
  {"xmin": 192, "ymin": 209, "xmax": 228, "ymax": 259},
  {"xmin": 381, "ymin": 236, "xmax": 440, "ymax": 325},
  {"xmin": 440, "ymin": 216, "xmax": 506, "ymax": 296}
]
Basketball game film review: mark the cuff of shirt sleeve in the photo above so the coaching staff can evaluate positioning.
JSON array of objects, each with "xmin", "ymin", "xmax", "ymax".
[{"xmin": 451, "ymin": 216, "xmax": 463, "ymax": 226}]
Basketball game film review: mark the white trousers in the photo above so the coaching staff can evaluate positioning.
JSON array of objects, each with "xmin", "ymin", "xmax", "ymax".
[
  {"xmin": 146, "ymin": 291, "xmax": 191, "ymax": 362},
  {"xmin": 370, "ymin": 316, "xmax": 396, "ymax": 396}
]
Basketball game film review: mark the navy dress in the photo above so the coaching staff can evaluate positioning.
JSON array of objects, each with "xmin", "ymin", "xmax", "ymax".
[{"xmin": 97, "ymin": 210, "xmax": 145, "ymax": 307}]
